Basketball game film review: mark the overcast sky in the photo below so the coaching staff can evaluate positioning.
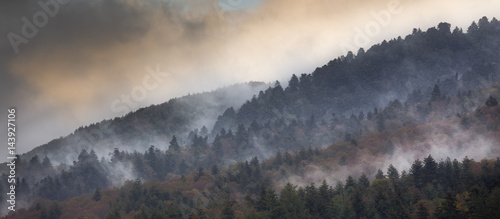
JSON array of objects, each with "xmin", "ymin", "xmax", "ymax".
[{"xmin": 0, "ymin": 0, "xmax": 499, "ymax": 161}]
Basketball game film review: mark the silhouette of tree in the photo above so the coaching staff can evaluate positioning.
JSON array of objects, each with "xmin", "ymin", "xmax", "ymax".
[{"xmin": 486, "ymin": 95, "xmax": 498, "ymax": 107}]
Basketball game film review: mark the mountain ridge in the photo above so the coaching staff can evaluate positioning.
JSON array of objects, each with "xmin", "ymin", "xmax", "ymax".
[
  {"xmin": 15, "ymin": 82, "xmax": 270, "ymax": 165},
  {"xmin": 2, "ymin": 16, "xmax": 500, "ymax": 218},
  {"xmin": 13, "ymin": 17, "xmax": 500, "ymax": 166}
]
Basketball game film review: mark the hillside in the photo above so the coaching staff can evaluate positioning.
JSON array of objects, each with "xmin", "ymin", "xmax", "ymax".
[
  {"xmin": 16, "ymin": 82, "xmax": 269, "ymax": 165},
  {"xmin": 4, "ymin": 101, "xmax": 500, "ymax": 218},
  {"xmin": 2, "ymin": 17, "xmax": 500, "ymax": 218},
  {"xmin": 214, "ymin": 17, "xmax": 500, "ymax": 132},
  {"xmin": 18, "ymin": 17, "xmax": 500, "ymax": 168}
]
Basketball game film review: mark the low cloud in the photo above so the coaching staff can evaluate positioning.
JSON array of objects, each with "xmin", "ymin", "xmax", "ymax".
[{"xmin": 278, "ymin": 122, "xmax": 499, "ymax": 189}]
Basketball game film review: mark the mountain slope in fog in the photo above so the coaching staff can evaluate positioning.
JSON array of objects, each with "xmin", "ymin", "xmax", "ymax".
[
  {"xmin": 20, "ymin": 82, "xmax": 269, "ymax": 165},
  {"xmin": 213, "ymin": 17, "xmax": 500, "ymax": 132},
  {"xmin": 18, "ymin": 17, "xmax": 500, "ymax": 166},
  {"xmin": 5, "ymin": 99, "xmax": 500, "ymax": 218},
  {"xmin": 2, "ymin": 17, "xmax": 500, "ymax": 218}
]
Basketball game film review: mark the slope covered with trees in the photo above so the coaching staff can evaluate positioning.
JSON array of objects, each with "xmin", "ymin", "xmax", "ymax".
[
  {"xmin": 214, "ymin": 16, "xmax": 500, "ymax": 132},
  {"xmin": 2, "ymin": 17, "xmax": 500, "ymax": 218},
  {"xmin": 16, "ymin": 82, "xmax": 269, "ymax": 165},
  {"xmin": 4, "ymin": 102, "xmax": 500, "ymax": 218}
]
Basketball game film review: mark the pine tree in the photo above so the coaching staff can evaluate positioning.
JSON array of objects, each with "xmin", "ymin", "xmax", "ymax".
[
  {"xmin": 423, "ymin": 154, "xmax": 438, "ymax": 185},
  {"xmin": 250, "ymin": 157, "xmax": 260, "ymax": 167},
  {"xmin": 77, "ymin": 149, "xmax": 89, "ymax": 163},
  {"xmin": 288, "ymin": 74, "xmax": 299, "ymax": 93},
  {"xmin": 29, "ymin": 155, "xmax": 40, "ymax": 166},
  {"xmin": 468, "ymin": 21, "xmax": 479, "ymax": 35},
  {"xmin": 221, "ymin": 200, "xmax": 235, "ymax": 219},
  {"xmin": 387, "ymin": 164, "xmax": 400, "ymax": 179},
  {"xmin": 416, "ymin": 201, "xmax": 430, "ymax": 219},
  {"xmin": 213, "ymin": 134, "xmax": 223, "ymax": 161},
  {"xmin": 358, "ymin": 173, "xmax": 370, "ymax": 189},
  {"xmin": 351, "ymin": 188, "xmax": 366, "ymax": 219},
  {"xmin": 367, "ymin": 111, "xmax": 373, "ymax": 120},
  {"xmin": 249, "ymin": 120, "xmax": 261, "ymax": 133},
  {"xmin": 431, "ymin": 85, "xmax": 441, "ymax": 102},
  {"xmin": 465, "ymin": 186, "xmax": 487, "ymax": 218},
  {"xmin": 411, "ymin": 159, "xmax": 424, "ymax": 188},
  {"xmin": 111, "ymin": 148, "xmax": 122, "ymax": 164},
  {"xmin": 178, "ymin": 159, "xmax": 188, "ymax": 174},
  {"xmin": 169, "ymin": 135, "xmax": 180, "ymax": 151},
  {"xmin": 345, "ymin": 176, "xmax": 357, "ymax": 190},
  {"xmin": 377, "ymin": 114, "xmax": 385, "ymax": 132},
  {"xmin": 200, "ymin": 126, "xmax": 208, "ymax": 136},
  {"xmin": 42, "ymin": 156, "xmax": 52, "ymax": 168},
  {"xmin": 265, "ymin": 188, "xmax": 281, "ymax": 218},
  {"xmin": 279, "ymin": 183, "xmax": 306, "ymax": 218},
  {"xmin": 375, "ymin": 169, "xmax": 386, "ymax": 180},
  {"xmin": 274, "ymin": 150, "xmax": 283, "ymax": 168},
  {"xmin": 194, "ymin": 167, "xmax": 204, "ymax": 182},
  {"xmin": 318, "ymin": 180, "xmax": 330, "ymax": 217},
  {"xmin": 92, "ymin": 188, "xmax": 102, "ymax": 201},
  {"xmin": 211, "ymin": 164, "xmax": 219, "ymax": 175},
  {"xmin": 89, "ymin": 149, "xmax": 99, "ymax": 163},
  {"xmin": 435, "ymin": 192, "xmax": 461, "ymax": 219},
  {"xmin": 48, "ymin": 202, "xmax": 62, "ymax": 219},
  {"xmin": 459, "ymin": 156, "xmax": 475, "ymax": 189},
  {"xmin": 485, "ymin": 95, "xmax": 498, "ymax": 107},
  {"xmin": 256, "ymin": 185, "xmax": 268, "ymax": 211},
  {"xmin": 358, "ymin": 111, "xmax": 365, "ymax": 120},
  {"xmin": 304, "ymin": 183, "xmax": 319, "ymax": 215},
  {"xmin": 105, "ymin": 207, "xmax": 121, "ymax": 219},
  {"xmin": 164, "ymin": 152, "xmax": 176, "ymax": 174},
  {"xmin": 236, "ymin": 124, "xmax": 249, "ymax": 147},
  {"xmin": 129, "ymin": 178, "xmax": 142, "ymax": 205},
  {"xmin": 220, "ymin": 128, "xmax": 227, "ymax": 137},
  {"xmin": 145, "ymin": 145, "xmax": 159, "ymax": 172},
  {"xmin": 374, "ymin": 186, "xmax": 390, "ymax": 218}
]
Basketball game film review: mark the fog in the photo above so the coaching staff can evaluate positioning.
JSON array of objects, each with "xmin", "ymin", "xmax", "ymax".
[
  {"xmin": 15, "ymin": 82, "xmax": 270, "ymax": 166},
  {"xmin": 277, "ymin": 121, "xmax": 500, "ymax": 189}
]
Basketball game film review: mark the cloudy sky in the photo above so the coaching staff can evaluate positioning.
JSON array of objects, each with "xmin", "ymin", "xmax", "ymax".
[{"xmin": 0, "ymin": 0, "xmax": 499, "ymax": 161}]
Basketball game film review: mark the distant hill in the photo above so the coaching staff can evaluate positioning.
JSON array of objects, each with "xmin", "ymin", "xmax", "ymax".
[{"xmin": 19, "ymin": 82, "xmax": 269, "ymax": 165}]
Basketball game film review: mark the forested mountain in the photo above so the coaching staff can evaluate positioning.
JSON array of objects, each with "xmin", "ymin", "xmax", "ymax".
[
  {"xmin": 209, "ymin": 16, "xmax": 500, "ymax": 159},
  {"xmin": 2, "ymin": 17, "xmax": 500, "ymax": 218},
  {"xmin": 4, "ymin": 96, "xmax": 500, "ymax": 218},
  {"xmin": 15, "ymin": 82, "xmax": 269, "ymax": 165},
  {"xmin": 214, "ymin": 17, "xmax": 500, "ymax": 130}
]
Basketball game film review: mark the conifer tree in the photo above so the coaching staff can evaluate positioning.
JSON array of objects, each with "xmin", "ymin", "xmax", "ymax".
[
  {"xmin": 486, "ymin": 95, "xmax": 498, "ymax": 107},
  {"xmin": 92, "ymin": 188, "xmax": 102, "ymax": 201},
  {"xmin": 169, "ymin": 135, "xmax": 180, "ymax": 151},
  {"xmin": 387, "ymin": 164, "xmax": 400, "ymax": 179},
  {"xmin": 221, "ymin": 200, "xmax": 235, "ymax": 219},
  {"xmin": 375, "ymin": 169, "xmax": 386, "ymax": 179}
]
